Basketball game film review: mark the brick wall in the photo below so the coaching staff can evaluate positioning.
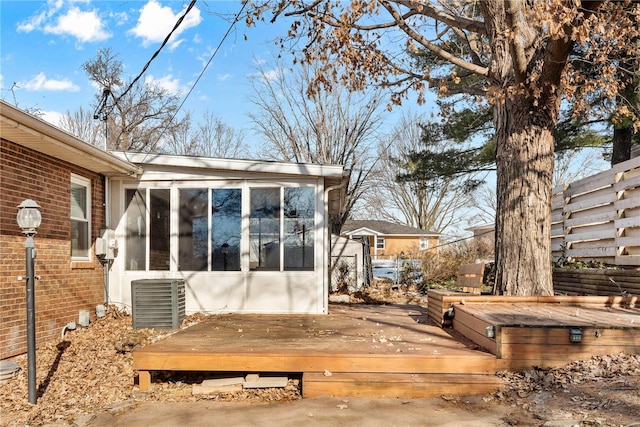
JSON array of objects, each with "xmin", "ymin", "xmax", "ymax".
[{"xmin": 1, "ymin": 139, "xmax": 106, "ymax": 359}]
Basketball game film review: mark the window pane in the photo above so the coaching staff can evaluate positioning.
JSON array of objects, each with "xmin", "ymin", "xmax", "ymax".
[
  {"xmin": 70, "ymin": 219, "xmax": 89, "ymax": 258},
  {"xmin": 70, "ymin": 178, "xmax": 90, "ymax": 259},
  {"xmin": 284, "ymin": 187, "xmax": 314, "ymax": 270},
  {"xmin": 179, "ymin": 189, "xmax": 208, "ymax": 271},
  {"xmin": 212, "ymin": 189, "xmax": 241, "ymax": 271},
  {"xmin": 70, "ymin": 182, "xmax": 87, "ymax": 219},
  {"xmin": 125, "ymin": 189, "xmax": 146, "ymax": 270},
  {"xmin": 250, "ymin": 188, "xmax": 280, "ymax": 270},
  {"xmin": 150, "ymin": 189, "xmax": 170, "ymax": 271}
]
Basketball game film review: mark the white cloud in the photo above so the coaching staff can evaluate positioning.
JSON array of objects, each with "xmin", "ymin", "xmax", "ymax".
[
  {"xmin": 41, "ymin": 110, "xmax": 64, "ymax": 127},
  {"xmin": 261, "ymin": 69, "xmax": 281, "ymax": 82},
  {"xmin": 21, "ymin": 72, "xmax": 80, "ymax": 92},
  {"xmin": 217, "ymin": 73, "xmax": 232, "ymax": 82},
  {"xmin": 130, "ymin": 0, "xmax": 202, "ymax": 47},
  {"xmin": 17, "ymin": 2, "xmax": 110, "ymax": 43},
  {"xmin": 16, "ymin": 0, "xmax": 62, "ymax": 33},
  {"xmin": 145, "ymin": 74, "xmax": 185, "ymax": 95},
  {"xmin": 44, "ymin": 7, "xmax": 110, "ymax": 42}
]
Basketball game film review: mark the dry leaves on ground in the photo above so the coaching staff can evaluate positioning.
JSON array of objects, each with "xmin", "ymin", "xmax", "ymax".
[
  {"xmin": 1, "ymin": 299, "xmax": 639, "ymax": 427},
  {"xmin": 0, "ymin": 307, "xmax": 300, "ymax": 427}
]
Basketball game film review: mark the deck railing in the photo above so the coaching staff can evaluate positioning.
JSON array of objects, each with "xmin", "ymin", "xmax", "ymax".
[{"xmin": 551, "ymin": 155, "xmax": 640, "ymax": 266}]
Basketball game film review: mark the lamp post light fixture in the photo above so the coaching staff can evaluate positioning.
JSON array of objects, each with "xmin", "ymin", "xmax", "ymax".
[{"xmin": 17, "ymin": 199, "xmax": 42, "ymax": 404}]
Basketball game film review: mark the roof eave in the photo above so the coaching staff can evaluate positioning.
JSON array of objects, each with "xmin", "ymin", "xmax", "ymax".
[{"xmin": 1, "ymin": 101, "xmax": 140, "ymax": 176}]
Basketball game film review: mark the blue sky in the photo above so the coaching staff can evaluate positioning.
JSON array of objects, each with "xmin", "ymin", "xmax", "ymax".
[{"xmin": 0, "ymin": 0, "xmax": 296, "ymax": 135}]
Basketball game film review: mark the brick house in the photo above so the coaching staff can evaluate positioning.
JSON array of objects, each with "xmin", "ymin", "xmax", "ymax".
[
  {"xmin": 0, "ymin": 101, "xmax": 139, "ymax": 359},
  {"xmin": 341, "ymin": 219, "xmax": 440, "ymax": 260}
]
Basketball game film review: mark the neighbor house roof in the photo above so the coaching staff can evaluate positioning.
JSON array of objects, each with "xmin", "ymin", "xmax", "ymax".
[
  {"xmin": 341, "ymin": 220, "xmax": 439, "ymax": 237},
  {"xmin": 0, "ymin": 100, "xmax": 140, "ymax": 176}
]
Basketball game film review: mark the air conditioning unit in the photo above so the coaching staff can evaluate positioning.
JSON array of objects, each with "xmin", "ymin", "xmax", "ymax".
[{"xmin": 131, "ymin": 279, "xmax": 186, "ymax": 329}]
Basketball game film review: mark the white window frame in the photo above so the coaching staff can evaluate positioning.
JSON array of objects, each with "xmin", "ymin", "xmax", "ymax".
[
  {"xmin": 70, "ymin": 174, "xmax": 91, "ymax": 261},
  {"xmin": 376, "ymin": 236, "xmax": 386, "ymax": 250},
  {"xmin": 419, "ymin": 237, "xmax": 429, "ymax": 251}
]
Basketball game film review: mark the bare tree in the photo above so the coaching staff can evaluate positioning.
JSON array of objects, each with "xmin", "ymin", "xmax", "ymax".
[
  {"xmin": 195, "ymin": 110, "xmax": 248, "ymax": 158},
  {"xmin": 58, "ymin": 106, "xmax": 104, "ymax": 147},
  {"xmin": 163, "ymin": 110, "xmax": 248, "ymax": 158},
  {"xmin": 247, "ymin": 1, "xmax": 640, "ymax": 296},
  {"xmin": 82, "ymin": 47, "xmax": 186, "ymax": 152},
  {"xmin": 358, "ymin": 113, "xmax": 481, "ymax": 234},
  {"xmin": 247, "ymin": 58, "xmax": 389, "ymax": 233}
]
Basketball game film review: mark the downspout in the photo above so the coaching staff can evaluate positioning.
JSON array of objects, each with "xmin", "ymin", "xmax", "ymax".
[
  {"xmin": 324, "ymin": 175, "xmax": 348, "ymax": 313},
  {"xmin": 103, "ymin": 176, "xmax": 110, "ymax": 304}
]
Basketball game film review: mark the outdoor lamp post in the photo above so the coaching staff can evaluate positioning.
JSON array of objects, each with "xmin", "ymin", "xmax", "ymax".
[{"xmin": 17, "ymin": 199, "xmax": 42, "ymax": 404}]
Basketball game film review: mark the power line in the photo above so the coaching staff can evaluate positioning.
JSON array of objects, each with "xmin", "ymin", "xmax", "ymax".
[
  {"xmin": 138, "ymin": 0, "xmax": 248, "ymax": 160},
  {"xmin": 114, "ymin": 0, "xmax": 197, "ymax": 110}
]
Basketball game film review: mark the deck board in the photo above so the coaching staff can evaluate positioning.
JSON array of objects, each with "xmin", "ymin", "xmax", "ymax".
[{"xmin": 133, "ymin": 304, "xmax": 501, "ymax": 396}]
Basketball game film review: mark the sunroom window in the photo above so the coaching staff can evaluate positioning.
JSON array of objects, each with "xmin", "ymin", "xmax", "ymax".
[
  {"xmin": 284, "ymin": 187, "xmax": 315, "ymax": 270},
  {"xmin": 249, "ymin": 188, "xmax": 281, "ymax": 270},
  {"xmin": 211, "ymin": 189, "xmax": 241, "ymax": 271},
  {"xmin": 179, "ymin": 189, "xmax": 208, "ymax": 271}
]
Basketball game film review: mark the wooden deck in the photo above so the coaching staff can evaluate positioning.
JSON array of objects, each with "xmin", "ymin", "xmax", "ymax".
[
  {"xmin": 134, "ymin": 297, "xmax": 640, "ymax": 398},
  {"xmin": 428, "ymin": 291, "xmax": 640, "ymax": 370},
  {"xmin": 133, "ymin": 304, "xmax": 503, "ymax": 398}
]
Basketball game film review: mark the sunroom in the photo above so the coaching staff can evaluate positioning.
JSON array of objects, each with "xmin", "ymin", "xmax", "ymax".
[{"xmin": 106, "ymin": 152, "xmax": 348, "ymax": 316}]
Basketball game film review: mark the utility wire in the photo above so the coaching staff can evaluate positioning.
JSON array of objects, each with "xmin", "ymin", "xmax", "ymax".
[
  {"xmin": 139, "ymin": 0, "xmax": 248, "ymax": 161},
  {"xmin": 114, "ymin": 0, "xmax": 197, "ymax": 110}
]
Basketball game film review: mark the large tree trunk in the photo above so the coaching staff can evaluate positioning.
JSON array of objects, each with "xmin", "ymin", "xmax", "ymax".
[{"xmin": 494, "ymin": 99, "xmax": 555, "ymax": 296}]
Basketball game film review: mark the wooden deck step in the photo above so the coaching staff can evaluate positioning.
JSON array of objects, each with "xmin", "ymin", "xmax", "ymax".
[{"xmin": 302, "ymin": 372, "xmax": 504, "ymax": 398}]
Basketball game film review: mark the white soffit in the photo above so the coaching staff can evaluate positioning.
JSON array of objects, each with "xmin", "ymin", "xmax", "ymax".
[
  {"xmin": 113, "ymin": 151, "xmax": 347, "ymax": 179},
  {"xmin": 1, "ymin": 101, "xmax": 139, "ymax": 176}
]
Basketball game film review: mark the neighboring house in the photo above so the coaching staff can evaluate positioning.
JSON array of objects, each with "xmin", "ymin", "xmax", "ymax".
[
  {"xmin": 467, "ymin": 223, "xmax": 495, "ymax": 246},
  {"xmin": 1, "ymin": 101, "xmax": 139, "ymax": 359},
  {"xmin": 341, "ymin": 220, "xmax": 440, "ymax": 259},
  {"xmin": 1, "ymin": 102, "xmax": 348, "ymax": 359}
]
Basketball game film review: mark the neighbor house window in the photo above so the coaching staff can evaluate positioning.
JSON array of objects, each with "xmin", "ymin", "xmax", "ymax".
[
  {"xmin": 376, "ymin": 237, "xmax": 385, "ymax": 250},
  {"xmin": 284, "ymin": 187, "xmax": 315, "ymax": 270},
  {"xmin": 419, "ymin": 237, "xmax": 429, "ymax": 251},
  {"xmin": 250, "ymin": 188, "xmax": 281, "ymax": 270},
  {"xmin": 70, "ymin": 175, "xmax": 91, "ymax": 260}
]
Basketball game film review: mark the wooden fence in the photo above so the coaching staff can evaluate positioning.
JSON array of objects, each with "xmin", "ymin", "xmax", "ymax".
[{"xmin": 551, "ymin": 155, "xmax": 640, "ymax": 266}]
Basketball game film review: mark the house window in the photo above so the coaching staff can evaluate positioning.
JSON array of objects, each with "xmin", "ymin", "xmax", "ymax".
[
  {"xmin": 212, "ymin": 189, "xmax": 241, "ymax": 271},
  {"xmin": 250, "ymin": 188, "xmax": 281, "ymax": 270},
  {"xmin": 376, "ymin": 237, "xmax": 385, "ymax": 250},
  {"xmin": 125, "ymin": 189, "xmax": 146, "ymax": 270},
  {"xmin": 70, "ymin": 175, "xmax": 91, "ymax": 260},
  {"xmin": 179, "ymin": 189, "xmax": 209, "ymax": 271},
  {"xmin": 284, "ymin": 187, "xmax": 315, "ymax": 270},
  {"xmin": 419, "ymin": 237, "xmax": 429, "ymax": 251},
  {"xmin": 149, "ymin": 189, "xmax": 170, "ymax": 270},
  {"xmin": 123, "ymin": 185, "xmax": 316, "ymax": 273}
]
